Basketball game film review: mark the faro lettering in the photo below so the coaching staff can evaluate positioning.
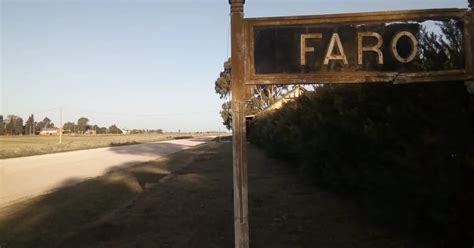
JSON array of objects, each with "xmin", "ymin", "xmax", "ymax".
[{"xmin": 300, "ymin": 31, "xmax": 418, "ymax": 66}]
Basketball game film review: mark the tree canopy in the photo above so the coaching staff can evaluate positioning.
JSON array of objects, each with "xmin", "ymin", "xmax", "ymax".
[
  {"xmin": 25, "ymin": 114, "xmax": 35, "ymax": 135},
  {"xmin": 0, "ymin": 115, "xmax": 5, "ymax": 135},
  {"xmin": 77, "ymin": 117, "xmax": 89, "ymax": 133},
  {"xmin": 108, "ymin": 125, "xmax": 123, "ymax": 134},
  {"xmin": 37, "ymin": 117, "xmax": 54, "ymax": 130},
  {"xmin": 214, "ymin": 58, "xmax": 297, "ymax": 130},
  {"xmin": 5, "ymin": 115, "xmax": 24, "ymax": 135}
]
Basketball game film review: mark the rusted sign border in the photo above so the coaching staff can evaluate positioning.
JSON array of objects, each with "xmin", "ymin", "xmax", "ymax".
[{"xmin": 243, "ymin": 8, "xmax": 474, "ymax": 85}]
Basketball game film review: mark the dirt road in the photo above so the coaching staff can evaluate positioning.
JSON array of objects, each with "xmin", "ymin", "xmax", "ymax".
[{"xmin": 0, "ymin": 137, "xmax": 213, "ymax": 207}]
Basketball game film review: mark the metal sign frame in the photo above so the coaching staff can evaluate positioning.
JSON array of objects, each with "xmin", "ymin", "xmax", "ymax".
[
  {"xmin": 229, "ymin": 1, "xmax": 473, "ymax": 248},
  {"xmin": 243, "ymin": 8, "xmax": 474, "ymax": 85}
]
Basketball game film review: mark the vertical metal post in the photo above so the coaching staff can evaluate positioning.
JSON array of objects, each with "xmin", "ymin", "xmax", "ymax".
[
  {"xmin": 467, "ymin": 0, "xmax": 474, "ymax": 92},
  {"xmin": 230, "ymin": 0, "xmax": 249, "ymax": 247},
  {"xmin": 469, "ymin": 0, "xmax": 473, "ymax": 66}
]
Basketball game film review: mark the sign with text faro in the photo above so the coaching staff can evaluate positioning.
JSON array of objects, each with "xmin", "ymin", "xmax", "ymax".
[{"xmin": 243, "ymin": 9, "xmax": 474, "ymax": 85}]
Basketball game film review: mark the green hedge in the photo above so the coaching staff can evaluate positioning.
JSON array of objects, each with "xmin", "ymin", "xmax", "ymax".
[{"xmin": 248, "ymin": 82, "xmax": 474, "ymax": 245}]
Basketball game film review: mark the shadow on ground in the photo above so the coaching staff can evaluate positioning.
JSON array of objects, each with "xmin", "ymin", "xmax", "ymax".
[
  {"xmin": 0, "ymin": 142, "xmax": 226, "ymax": 247},
  {"xmin": 0, "ymin": 141, "xmax": 428, "ymax": 247},
  {"xmin": 107, "ymin": 142, "xmax": 190, "ymax": 157}
]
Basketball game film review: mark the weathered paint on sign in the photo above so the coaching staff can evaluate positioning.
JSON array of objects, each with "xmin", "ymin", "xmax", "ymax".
[
  {"xmin": 244, "ymin": 9, "xmax": 474, "ymax": 84},
  {"xmin": 253, "ymin": 23, "xmax": 453, "ymax": 73}
]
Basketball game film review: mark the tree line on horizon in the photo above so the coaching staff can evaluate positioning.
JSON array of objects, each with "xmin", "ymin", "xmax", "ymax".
[{"xmin": 0, "ymin": 114, "xmax": 162, "ymax": 136}]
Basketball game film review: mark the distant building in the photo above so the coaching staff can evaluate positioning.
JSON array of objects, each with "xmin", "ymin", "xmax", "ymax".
[
  {"xmin": 39, "ymin": 128, "xmax": 61, "ymax": 135},
  {"xmin": 265, "ymin": 86, "xmax": 306, "ymax": 111},
  {"xmin": 84, "ymin": 129, "xmax": 96, "ymax": 135},
  {"xmin": 119, "ymin": 127, "xmax": 129, "ymax": 134}
]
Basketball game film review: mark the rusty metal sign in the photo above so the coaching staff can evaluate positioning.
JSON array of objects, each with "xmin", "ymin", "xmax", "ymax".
[
  {"xmin": 229, "ymin": 1, "xmax": 473, "ymax": 247},
  {"xmin": 244, "ymin": 9, "xmax": 474, "ymax": 85}
]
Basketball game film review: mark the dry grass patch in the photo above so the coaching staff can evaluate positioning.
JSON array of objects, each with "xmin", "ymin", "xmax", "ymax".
[{"xmin": 0, "ymin": 133, "xmax": 219, "ymax": 159}]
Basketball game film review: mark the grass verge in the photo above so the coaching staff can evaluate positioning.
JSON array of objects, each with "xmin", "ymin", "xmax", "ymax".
[{"xmin": 0, "ymin": 133, "xmax": 221, "ymax": 159}]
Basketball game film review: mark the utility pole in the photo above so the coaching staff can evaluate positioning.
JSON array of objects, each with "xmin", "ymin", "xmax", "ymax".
[
  {"xmin": 59, "ymin": 107, "xmax": 62, "ymax": 144},
  {"xmin": 230, "ymin": 0, "xmax": 249, "ymax": 247}
]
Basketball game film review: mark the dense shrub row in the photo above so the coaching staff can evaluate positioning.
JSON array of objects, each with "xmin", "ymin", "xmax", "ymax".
[{"xmin": 248, "ymin": 82, "xmax": 474, "ymax": 246}]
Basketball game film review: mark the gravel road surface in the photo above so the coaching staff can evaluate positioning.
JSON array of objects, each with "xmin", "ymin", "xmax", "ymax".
[{"xmin": 0, "ymin": 137, "xmax": 213, "ymax": 207}]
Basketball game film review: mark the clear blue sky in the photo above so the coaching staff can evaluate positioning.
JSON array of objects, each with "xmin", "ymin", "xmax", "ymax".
[{"xmin": 1, "ymin": 0, "xmax": 468, "ymax": 131}]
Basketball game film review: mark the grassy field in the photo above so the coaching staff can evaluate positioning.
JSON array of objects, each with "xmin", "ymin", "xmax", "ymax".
[{"xmin": 0, "ymin": 133, "xmax": 217, "ymax": 159}]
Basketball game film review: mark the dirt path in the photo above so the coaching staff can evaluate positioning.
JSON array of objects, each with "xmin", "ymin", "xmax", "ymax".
[
  {"xmin": 0, "ymin": 137, "xmax": 213, "ymax": 207},
  {"xmin": 38, "ymin": 141, "xmax": 426, "ymax": 248}
]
